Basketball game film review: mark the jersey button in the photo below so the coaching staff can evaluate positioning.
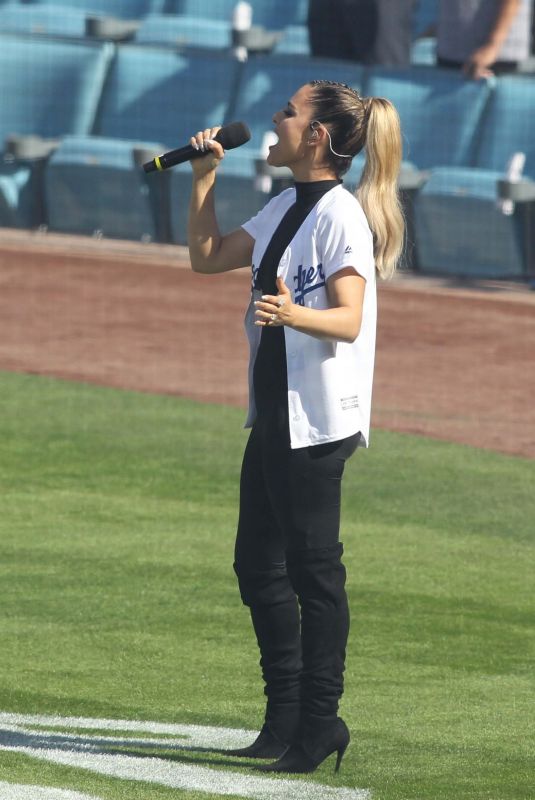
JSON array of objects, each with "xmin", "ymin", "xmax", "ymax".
[{"xmin": 293, "ymin": 414, "xmax": 301, "ymax": 422}]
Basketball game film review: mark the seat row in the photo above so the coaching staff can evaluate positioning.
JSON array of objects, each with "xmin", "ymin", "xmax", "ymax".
[
  {"xmin": 0, "ymin": 0, "xmax": 445, "ymax": 62},
  {"xmin": 0, "ymin": 34, "xmax": 534, "ymax": 278},
  {"xmin": 0, "ymin": 3, "xmax": 437, "ymax": 62},
  {"xmin": 0, "ymin": 0, "xmax": 308, "ymax": 26}
]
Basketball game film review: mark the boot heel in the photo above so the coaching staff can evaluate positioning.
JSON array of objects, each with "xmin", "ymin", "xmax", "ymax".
[{"xmin": 334, "ymin": 742, "xmax": 348, "ymax": 773}]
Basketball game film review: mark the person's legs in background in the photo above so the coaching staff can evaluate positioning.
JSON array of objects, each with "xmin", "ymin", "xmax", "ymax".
[
  {"xmin": 371, "ymin": 0, "xmax": 415, "ymax": 65},
  {"xmin": 308, "ymin": 0, "xmax": 377, "ymax": 61}
]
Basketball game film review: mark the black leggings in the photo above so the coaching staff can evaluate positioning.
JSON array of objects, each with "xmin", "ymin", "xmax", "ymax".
[
  {"xmin": 233, "ymin": 420, "xmax": 360, "ymax": 722},
  {"xmin": 234, "ymin": 420, "xmax": 361, "ymax": 574}
]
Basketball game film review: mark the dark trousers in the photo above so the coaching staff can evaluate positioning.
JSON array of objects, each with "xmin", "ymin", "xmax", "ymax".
[
  {"xmin": 234, "ymin": 418, "xmax": 360, "ymax": 725},
  {"xmin": 307, "ymin": 0, "xmax": 414, "ymax": 66}
]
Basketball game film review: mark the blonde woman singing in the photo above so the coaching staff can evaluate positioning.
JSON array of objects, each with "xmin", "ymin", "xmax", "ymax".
[{"xmin": 187, "ymin": 79, "xmax": 404, "ymax": 774}]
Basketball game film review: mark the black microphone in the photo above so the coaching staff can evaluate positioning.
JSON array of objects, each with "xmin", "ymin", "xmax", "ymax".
[{"xmin": 143, "ymin": 121, "xmax": 251, "ymax": 173}]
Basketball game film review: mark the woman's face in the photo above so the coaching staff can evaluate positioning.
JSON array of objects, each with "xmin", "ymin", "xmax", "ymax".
[{"xmin": 267, "ymin": 84, "xmax": 316, "ymax": 169}]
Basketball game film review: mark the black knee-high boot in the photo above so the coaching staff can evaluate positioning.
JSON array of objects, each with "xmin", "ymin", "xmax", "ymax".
[
  {"xmin": 290, "ymin": 543, "xmax": 349, "ymax": 722},
  {"xmin": 259, "ymin": 544, "xmax": 350, "ymax": 773},
  {"xmin": 229, "ymin": 563, "xmax": 302, "ymax": 758}
]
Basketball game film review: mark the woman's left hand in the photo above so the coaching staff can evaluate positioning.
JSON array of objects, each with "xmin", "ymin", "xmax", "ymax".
[{"xmin": 254, "ymin": 277, "xmax": 295, "ymax": 327}]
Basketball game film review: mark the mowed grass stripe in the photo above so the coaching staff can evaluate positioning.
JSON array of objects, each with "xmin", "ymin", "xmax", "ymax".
[{"xmin": 0, "ymin": 371, "xmax": 534, "ymax": 800}]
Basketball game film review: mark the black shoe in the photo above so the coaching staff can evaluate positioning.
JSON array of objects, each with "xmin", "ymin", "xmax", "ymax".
[
  {"xmin": 256, "ymin": 717, "xmax": 350, "ymax": 774},
  {"xmin": 226, "ymin": 722, "xmax": 292, "ymax": 759}
]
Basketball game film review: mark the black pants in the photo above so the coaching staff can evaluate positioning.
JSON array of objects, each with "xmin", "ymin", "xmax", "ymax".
[
  {"xmin": 307, "ymin": 0, "xmax": 414, "ymax": 66},
  {"xmin": 234, "ymin": 418, "xmax": 360, "ymax": 724}
]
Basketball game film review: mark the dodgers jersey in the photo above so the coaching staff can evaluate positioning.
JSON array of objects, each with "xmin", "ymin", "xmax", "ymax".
[{"xmin": 242, "ymin": 183, "xmax": 377, "ymax": 449}]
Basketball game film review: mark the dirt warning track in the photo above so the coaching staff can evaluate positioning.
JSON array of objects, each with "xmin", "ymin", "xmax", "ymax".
[{"xmin": 1, "ymin": 229, "xmax": 534, "ymax": 459}]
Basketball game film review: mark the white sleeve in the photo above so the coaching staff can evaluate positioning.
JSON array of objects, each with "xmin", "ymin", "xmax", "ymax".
[{"xmin": 318, "ymin": 204, "xmax": 375, "ymax": 283}]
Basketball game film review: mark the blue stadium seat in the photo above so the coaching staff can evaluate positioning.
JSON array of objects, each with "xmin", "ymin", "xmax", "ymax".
[
  {"xmin": 94, "ymin": 44, "xmax": 241, "ymax": 145},
  {"xmin": 414, "ymin": 75, "xmax": 535, "ymax": 277},
  {"xmin": 164, "ymin": 0, "xmax": 236, "ymax": 21},
  {"xmin": 23, "ymin": 0, "xmax": 166, "ymax": 20},
  {"xmin": 165, "ymin": 0, "xmax": 307, "ymax": 28},
  {"xmin": 0, "ymin": 34, "xmax": 114, "ymax": 228},
  {"xmin": 414, "ymin": 168, "xmax": 526, "ymax": 277},
  {"xmin": 0, "ymin": 34, "xmax": 113, "ymax": 143},
  {"xmin": 135, "ymin": 14, "xmax": 231, "ymax": 48},
  {"xmin": 364, "ymin": 66, "xmax": 494, "ymax": 171},
  {"xmin": 44, "ymin": 136, "xmax": 167, "ymax": 240},
  {"xmin": 476, "ymin": 76, "xmax": 535, "ymax": 174},
  {"xmin": 44, "ymin": 45, "xmax": 241, "ymax": 241},
  {"xmin": 274, "ymin": 24, "xmax": 309, "ymax": 56},
  {"xmin": 169, "ymin": 53, "xmax": 364, "ymax": 242},
  {"xmin": 249, "ymin": 0, "xmax": 308, "ymax": 29},
  {"xmin": 0, "ymin": 4, "xmax": 89, "ymax": 37}
]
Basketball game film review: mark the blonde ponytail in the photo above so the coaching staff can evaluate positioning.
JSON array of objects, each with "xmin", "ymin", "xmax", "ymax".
[{"xmin": 357, "ymin": 97, "xmax": 405, "ymax": 280}]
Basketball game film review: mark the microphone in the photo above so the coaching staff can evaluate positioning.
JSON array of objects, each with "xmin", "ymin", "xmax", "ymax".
[{"xmin": 143, "ymin": 121, "xmax": 251, "ymax": 173}]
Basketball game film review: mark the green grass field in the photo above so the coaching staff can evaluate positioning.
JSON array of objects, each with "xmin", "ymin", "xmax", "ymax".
[{"xmin": 0, "ymin": 370, "xmax": 534, "ymax": 800}]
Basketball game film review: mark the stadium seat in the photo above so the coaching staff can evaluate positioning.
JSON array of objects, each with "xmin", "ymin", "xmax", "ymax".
[
  {"xmin": 44, "ymin": 135, "xmax": 167, "ymax": 240},
  {"xmin": 414, "ymin": 169, "xmax": 527, "ymax": 277},
  {"xmin": 94, "ymin": 44, "xmax": 241, "ymax": 145},
  {"xmin": 43, "ymin": 45, "xmax": 242, "ymax": 241},
  {"xmin": 274, "ymin": 24, "xmax": 309, "ymax": 56},
  {"xmin": 164, "ymin": 0, "xmax": 307, "ymax": 28},
  {"xmin": 0, "ymin": 4, "xmax": 89, "ymax": 37},
  {"xmin": 414, "ymin": 75, "xmax": 535, "ymax": 277},
  {"xmin": 248, "ymin": 0, "xmax": 308, "ymax": 29},
  {"xmin": 169, "ymin": 53, "xmax": 364, "ymax": 243},
  {"xmin": 23, "ymin": 0, "xmax": 167, "ymax": 20},
  {"xmin": 135, "ymin": 14, "xmax": 232, "ymax": 49},
  {"xmin": 364, "ymin": 66, "xmax": 494, "ymax": 172},
  {"xmin": 163, "ymin": 0, "xmax": 236, "ymax": 21},
  {"xmin": 0, "ymin": 34, "xmax": 114, "ymax": 144},
  {"xmin": 0, "ymin": 34, "xmax": 114, "ymax": 228}
]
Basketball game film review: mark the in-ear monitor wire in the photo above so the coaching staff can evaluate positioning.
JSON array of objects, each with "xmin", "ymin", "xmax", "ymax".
[{"xmin": 311, "ymin": 120, "xmax": 352, "ymax": 159}]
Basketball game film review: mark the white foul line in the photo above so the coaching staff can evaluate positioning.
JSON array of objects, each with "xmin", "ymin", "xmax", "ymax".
[
  {"xmin": 0, "ymin": 782, "xmax": 101, "ymax": 800},
  {"xmin": 0, "ymin": 713, "xmax": 371, "ymax": 800}
]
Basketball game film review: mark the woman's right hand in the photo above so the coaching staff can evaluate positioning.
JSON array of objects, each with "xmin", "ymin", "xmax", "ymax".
[{"xmin": 190, "ymin": 126, "xmax": 225, "ymax": 178}]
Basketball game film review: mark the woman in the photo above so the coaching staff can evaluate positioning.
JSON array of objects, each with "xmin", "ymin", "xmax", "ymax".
[{"xmin": 187, "ymin": 80, "xmax": 404, "ymax": 774}]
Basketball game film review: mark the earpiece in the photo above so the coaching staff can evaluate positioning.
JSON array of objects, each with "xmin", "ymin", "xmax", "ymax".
[{"xmin": 309, "ymin": 121, "xmax": 320, "ymax": 142}]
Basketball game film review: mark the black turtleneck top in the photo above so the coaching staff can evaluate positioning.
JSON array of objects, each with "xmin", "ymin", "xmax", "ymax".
[{"xmin": 252, "ymin": 179, "xmax": 340, "ymax": 437}]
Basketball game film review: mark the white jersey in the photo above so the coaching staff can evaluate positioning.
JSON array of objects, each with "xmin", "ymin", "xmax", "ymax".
[{"xmin": 242, "ymin": 183, "xmax": 377, "ymax": 449}]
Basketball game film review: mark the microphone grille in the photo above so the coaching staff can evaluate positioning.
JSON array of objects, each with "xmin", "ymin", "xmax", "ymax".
[{"xmin": 217, "ymin": 121, "xmax": 251, "ymax": 151}]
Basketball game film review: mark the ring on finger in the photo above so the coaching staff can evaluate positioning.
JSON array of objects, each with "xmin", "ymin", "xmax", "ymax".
[{"xmin": 270, "ymin": 313, "xmax": 277, "ymax": 321}]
